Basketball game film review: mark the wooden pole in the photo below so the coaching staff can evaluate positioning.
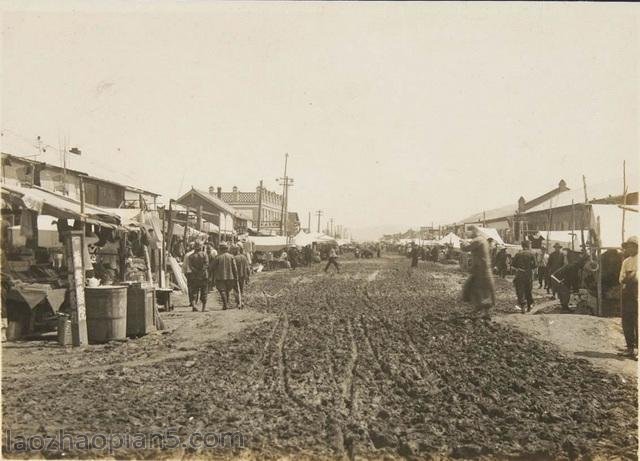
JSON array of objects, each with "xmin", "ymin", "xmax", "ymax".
[
  {"xmin": 160, "ymin": 205, "xmax": 166, "ymax": 288},
  {"xmin": 63, "ymin": 230, "xmax": 88, "ymax": 346},
  {"xmin": 183, "ymin": 208, "xmax": 189, "ymax": 242},
  {"xmin": 622, "ymin": 160, "xmax": 627, "ymax": 243},
  {"xmin": 596, "ymin": 216, "xmax": 602, "ymax": 316},
  {"xmin": 571, "ymin": 199, "xmax": 575, "ymax": 251},
  {"xmin": 257, "ymin": 180, "xmax": 263, "ymax": 232},
  {"xmin": 197, "ymin": 205, "xmax": 203, "ymax": 232},
  {"xmin": 166, "ymin": 200, "xmax": 174, "ymax": 255}
]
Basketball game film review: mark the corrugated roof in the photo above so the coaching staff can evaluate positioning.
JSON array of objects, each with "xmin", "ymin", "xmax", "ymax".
[
  {"xmin": 525, "ymin": 176, "xmax": 638, "ymax": 214},
  {"xmin": 459, "ymin": 203, "xmax": 517, "ymax": 224},
  {"xmin": 187, "ymin": 188, "xmax": 243, "ymax": 217},
  {"xmin": 2, "ymin": 183, "xmax": 122, "ymax": 228}
]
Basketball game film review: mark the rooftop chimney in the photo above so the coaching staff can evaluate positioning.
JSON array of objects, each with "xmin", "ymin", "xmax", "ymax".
[
  {"xmin": 217, "ymin": 187, "xmax": 222, "ymax": 198},
  {"xmin": 208, "ymin": 186, "xmax": 215, "ymax": 195}
]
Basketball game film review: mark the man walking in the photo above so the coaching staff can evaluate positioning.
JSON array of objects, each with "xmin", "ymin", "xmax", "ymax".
[
  {"xmin": 324, "ymin": 246, "xmax": 340, "ymax": 273},
  {"xmin": 512, "ymin": 240, "xmax": 537, "ymax": 313},
  {"xmin": 210, "ymin": 242, "xmax": 238, "ymax": 310},
  {"xmin": 410, "ymin": 243, "xmax": 420, "ymax": 268},
  {"xmin": 182, "ymin": 242, "xmax": 196, "ymax": 308},
  {"xmin": 495, "ymin": 247, "xmax": 508, "ymax": 278},
  {"xmin": 232, "ymin": 245, "xmax": 251, "ymax": 308},
  {"xmin": 537, "ymin": 247, "xmax": 549, "ymax": 290},
  {"xmin": 188, "ymin": 242, "xmax": 209, "ymax": 312},
  {"xmin": 618, "ymin": 236, "xmax": 638, "ymax": 359},
  {"xmin": 546, "ymin": 243, "xmax": 565, "ymax": 299},
  {"xmin": 461, "ymin": 226, "xmax": 496, "ymax": 318}
]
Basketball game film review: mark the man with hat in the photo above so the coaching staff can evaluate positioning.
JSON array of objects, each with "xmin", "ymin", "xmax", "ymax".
[
  {"xmin": 511, "ymin": 240, "xmax": 537, "ymax": 313},
  {"xmin": 461, "ymin": 225, "xmax": 495, "ymax": 318},
  {"xmin": 618, "ymin": 236, "xmax": 638, "ymax": 359},
  {"xmin": 232, "ymin": 245, "xmax": 251, "ymax": 308},
  {"xmin": 188, "ymin": 242, "xmax": 210, "ymax": 312},
  {"xmin": 546, "ymin": 243, "xmax": 565, "ymax": 299},
  {"xmin": 210, "ymin": 242, "xmax": 238, "ymax": 310}
]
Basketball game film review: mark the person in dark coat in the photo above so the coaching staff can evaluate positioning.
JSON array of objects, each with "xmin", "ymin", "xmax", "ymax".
[
  {"xmin": 511, "ymin": 240, "xmax": 537, "ymax": 313},
  {"xmin": 495, "ymin": 247, "xmax": 508, "ymax": 278},
  {"xmin": 618, "ymin": 236, "xmax": 637, "ymax": 359},
  {"xmin": 188, "ymin": 242, "xmax": 210, "ymax": 312},
  {"xmin": 231, "ymin": 245, "xmax": 250, "ymax": 308},
  {"xmin": 210, "ymin": 243, "xmax": 238, "ymax": 310},
  {"xmin": 461, "ymin": 226, "xmax": 495, "ymax": 318},
  {"xmin": 546, "ymin": 243, "xmax": 565, "ymax": 299},
  {"xmin": 550, "ymin": 252, "xmax": 588, "ymax": 312},
  {"xmin": 288, "ymin": 245, "xmax": 299, "ymax": 270},
  {"xmin": 410, "ymin": 244, "xmax": 420, "ymax": 268}
]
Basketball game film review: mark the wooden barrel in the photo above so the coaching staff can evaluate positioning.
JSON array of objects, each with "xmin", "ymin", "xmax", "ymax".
[{"xmin": 85, "ymin": 286, "xmax": 127, "ymax": 344}]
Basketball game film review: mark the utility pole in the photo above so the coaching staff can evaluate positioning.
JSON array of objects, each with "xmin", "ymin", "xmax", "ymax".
[
  {"xmin": 277, "ymin": 153, "xmax": 294, "ymax": 236},
  {"xmin": 257, "ymin": 180, "xmax": 263, "ymax": 232},
  {"xmin": 330, "ymin": 218, "xmax": 334, "ymax": 237},
  {"xmin": 316, "ymin": 210, "xmax": 323, "ymax": 233},
  {"xmin": 307, "ymin": 212, "xmax": 311, "ymax": 233}
]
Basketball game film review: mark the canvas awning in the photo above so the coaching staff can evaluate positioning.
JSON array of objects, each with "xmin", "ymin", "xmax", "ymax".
[
  {"xmin": 591, "ymin": 204, "xmax": 640, "ymax": 248},
  {"xmin": 1, "ymin": 183, "xmax": 122, "ymax": 228},
  {"xmin": 247, "ymin": 236, "xmax": 290, "ymax": 252}
]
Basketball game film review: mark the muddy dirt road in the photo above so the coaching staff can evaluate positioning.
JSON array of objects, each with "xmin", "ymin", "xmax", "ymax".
[{"xmin": 2, "ymin": 255, "xmax": 637, "ymax": 459}]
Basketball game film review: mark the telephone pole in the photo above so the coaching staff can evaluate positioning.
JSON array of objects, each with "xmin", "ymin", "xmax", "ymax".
[
  {"xmin": 330, "ymin": 218, "xmax": 334, "ymax": 237},
  {"xmin": 316, "ymin": 210, "xmax": 323, "ymax": 233},
  {"xmin": 277, "ymin": 153, "xmax": 294, "ymax": 236}
]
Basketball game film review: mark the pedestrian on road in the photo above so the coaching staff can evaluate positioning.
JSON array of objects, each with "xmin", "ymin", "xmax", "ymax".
[
  {"xmin": 550, "ymin": 252, "xmax": 588, "ymax": 312},
  {"xmin": 546, "ymin": 243, "xmax": 565, "ymax": 299},
  {"xmin": 324, "ymin": 246, "xmax": 340, "ymax": 273},
  {"xmin": 188, "ymin": 242, "xmax": 210, "ymax": 312},
  {"xmin": 618, "ymin": 236, "xmax": 638, "ymax": 359},
  {"xmin": 512, "ymin": 240, "xmax": 537, "ymax": 313},
  {"xmin": 495, "ymin": 247, "xmax": 508, "ymax": 278},
  {"xmin": 288, "ymin": 245, "xmax": 299, "ymax": 270},
  {"xmin": 537, "ymin": 247, "xmax": 549, "ymax": 290},
  {"xmin": 410, "ymin": 243, "xmax": 420, "ymax": 268},
  {"xmin": 232, "ymin": 244, "xmax": 251, "ymax": 308},
  {"xmin": 183, "ymin": 242, "xmax": 196, "ymax": 308},
  {"xmin": 210, "ymin": 242, "xmax": 238, "ymax": 310},
  {"xmin": 461, "ymin": 225, "xmax": 496, "ymax": 318}
]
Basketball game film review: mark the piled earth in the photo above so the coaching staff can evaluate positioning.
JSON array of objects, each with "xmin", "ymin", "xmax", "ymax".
[{"xmin": 2, "ymin": 256, "xmax": 637, "ymax": 459}]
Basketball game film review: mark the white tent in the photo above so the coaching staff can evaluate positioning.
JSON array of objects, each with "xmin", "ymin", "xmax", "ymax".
[
  {"xmin": 248, "ymin": 235, "xmax": 290, "ymax": 252},
  {"xmin": 439, "ymin": 232, "xmax": 463, "ymax": 248},
  {"xmin": 474, "ymin": 226, "xmax": 505, "ymax": 245},
  {"xmin": 293, "ymin": 231, "xmax": 317, "ymax": 247}
]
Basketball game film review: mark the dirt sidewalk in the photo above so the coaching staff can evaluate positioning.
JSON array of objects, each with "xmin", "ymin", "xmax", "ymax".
[
  {"xmin": 496, "ymin": 312, "xmax": 637, "ymax": 379},
  {"xmin": 2, "ymin": 290, "xmax": 272, "ymax": 380}
]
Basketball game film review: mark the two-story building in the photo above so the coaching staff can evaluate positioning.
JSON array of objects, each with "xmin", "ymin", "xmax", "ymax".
[
  {"xmin": 1, "ymin": 152, "xmax": 160, "ymax": 209},
  {"xmin": 217, "ymin": 184, "xmax": 284, "ymax": 235}
]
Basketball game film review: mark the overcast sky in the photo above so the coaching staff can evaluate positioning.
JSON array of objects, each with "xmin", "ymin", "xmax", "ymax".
[{"xmin": 1, "ymin": 2, "xmax": 638, "ymax": 240}]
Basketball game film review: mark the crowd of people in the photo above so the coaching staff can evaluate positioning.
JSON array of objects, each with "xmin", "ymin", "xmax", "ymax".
[
  {"xmin": 181, "ymin": 241, "xmax": 251, "ymax": 311},
  {"xmin": 459, "ymin": 225, "xmax": 638, "ymax": 360}
]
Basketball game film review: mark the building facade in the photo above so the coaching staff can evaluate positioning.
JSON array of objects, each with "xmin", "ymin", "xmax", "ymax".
[
  {"xmin": 217, "ymin": 184, "xmax": 284, "ymax": 235},
  {"xmin": 1, "ymin": 152, "xmax": 160, "ymax": 209},
  {"xmin": 176, "ymin": 187, "xmax": 248, "ymax": 236}
]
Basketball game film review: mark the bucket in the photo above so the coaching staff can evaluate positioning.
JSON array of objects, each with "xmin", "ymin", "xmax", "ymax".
[{"xmin": 85, "ymin": 286, "xmax": 127, "ymax": 344}]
